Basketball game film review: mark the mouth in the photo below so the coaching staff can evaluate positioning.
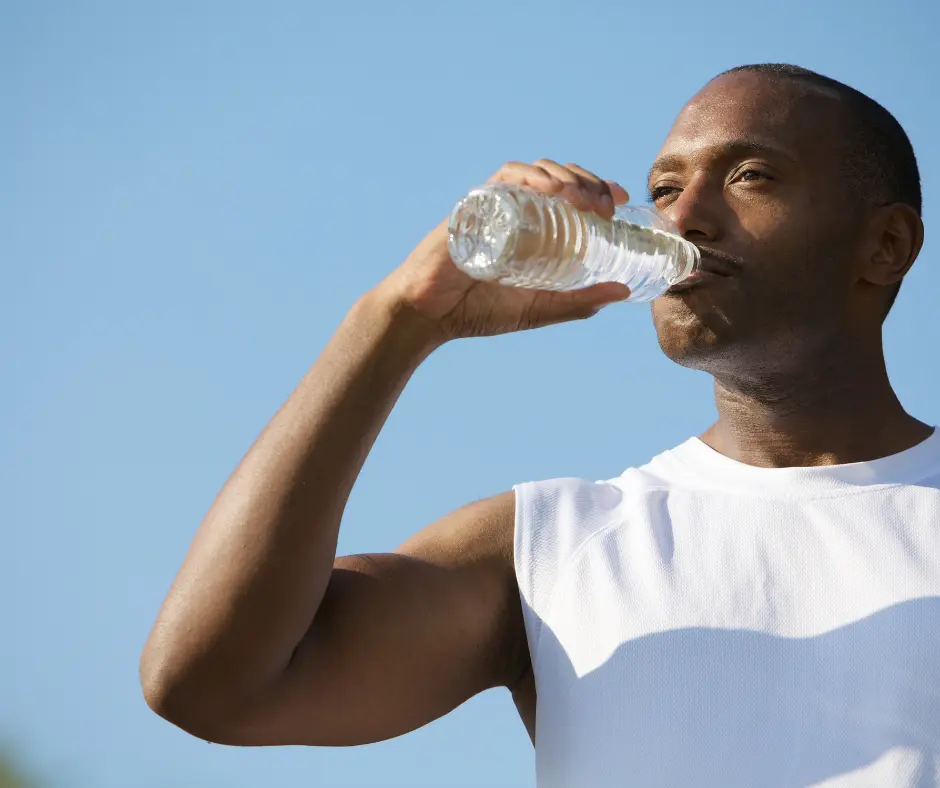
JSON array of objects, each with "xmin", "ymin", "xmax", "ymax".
[{"xmin": 666, "ymin": 248, "xmax": 744, "ymax": 293}]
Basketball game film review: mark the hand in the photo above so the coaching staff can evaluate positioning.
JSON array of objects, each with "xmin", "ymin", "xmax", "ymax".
[{"xmin": 376, "ymin": 159, "xmax": 631, "ymax": 343}]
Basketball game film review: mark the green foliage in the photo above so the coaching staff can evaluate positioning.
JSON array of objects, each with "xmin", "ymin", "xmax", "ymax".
[{"xmin": 0, "ymin": 751, "xmax": 37, "ymax": 788}]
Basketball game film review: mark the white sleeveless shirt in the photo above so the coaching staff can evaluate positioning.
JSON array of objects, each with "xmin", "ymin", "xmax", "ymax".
[{"xmin": 514, "ymin": 429, "xmax": 940, "ymax": 787}]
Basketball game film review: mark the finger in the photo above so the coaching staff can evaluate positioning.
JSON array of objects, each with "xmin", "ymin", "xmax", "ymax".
[
  {"xmin": 563, "ymin": 162, "xmax": 606, "ymax": 191},
  {"xmin": 534, "ymin": 159, "xmax": 607, "ymax": 216},
  {"xmin": 604, "ymin": 179, "xmax": 631, "ymax": 205},
  {"xmin": 564, "ymin": 163, "xmax": 617, "ymax": 218},
  {"xmin": 525, "ymin": 282, "xmax": 631, "ymax": 328},
  {"xmin": 488, "ymin": 161, "xmax": 567, "ymax": 197},
  {"xmin": 532, "ymin": 158, "xmax": 580, "ymax": 187},
  {"xmin": 579, "ymin": 281, "xmax": 632, "ymax": 307},
  {"xmin": 551, "ymin": 161, "xmax": 609, "ymax": 207}
]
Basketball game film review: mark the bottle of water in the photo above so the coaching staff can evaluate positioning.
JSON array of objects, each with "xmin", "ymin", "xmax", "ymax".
[{"xmin": 447, "ymin": 183, "xmax": 700, "ymax": 303}]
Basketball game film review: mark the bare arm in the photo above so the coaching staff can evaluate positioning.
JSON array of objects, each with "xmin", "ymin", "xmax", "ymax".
[
  {"xmin": 247, "ymin": 492, "xmax": 527, "ymax": 746},
  {"xmin": 140, "ymin": 160, "xmax": 629, "ymax": 746},
  {"xmin": 140, "ymin": 291, "xmax": 526, "ymax": 744}
]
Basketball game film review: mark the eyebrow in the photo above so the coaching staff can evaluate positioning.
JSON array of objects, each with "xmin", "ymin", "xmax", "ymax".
[{"xmin": 647, "ymin": 140, "xmax": 800, "ymax": 185}]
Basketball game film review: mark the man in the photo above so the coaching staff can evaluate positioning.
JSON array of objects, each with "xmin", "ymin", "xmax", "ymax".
[{"xmin": 141, "ymin": 64, "xmax": 938, "ymax": 786}]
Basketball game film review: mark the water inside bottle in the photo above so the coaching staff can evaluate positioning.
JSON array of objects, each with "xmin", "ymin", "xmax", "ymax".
[{"xmin": 448, "ymin": 185, "xmax": 697, "ymax": 300}]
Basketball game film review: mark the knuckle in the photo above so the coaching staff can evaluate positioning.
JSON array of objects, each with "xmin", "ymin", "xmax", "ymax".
[
  {"xmin": 490, "ymin": 161, "xmax": 529, "ymax": 184},
  {"xmin": 504, "ymin": 160, "xmax": 528, "ymax": 173},
  {"xmin": 580, "ymin": 176, "xmax": 605, "ymax": 193},
  {"xmin": 567, "ymin": 162, "xmax": 600, "ymax": 178}
]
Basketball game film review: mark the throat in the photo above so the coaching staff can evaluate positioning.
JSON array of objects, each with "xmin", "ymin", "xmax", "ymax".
[{"xmin": 704, "ymin": 359, "xmax": 932, "ymax": 469}]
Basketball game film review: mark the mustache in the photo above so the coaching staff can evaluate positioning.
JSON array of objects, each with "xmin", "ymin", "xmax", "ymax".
[{"xmin": 694, "ymin": 246, "xmax": 747, "ymax": 272}]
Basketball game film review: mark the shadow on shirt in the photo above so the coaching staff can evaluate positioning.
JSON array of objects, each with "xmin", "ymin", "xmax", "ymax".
[{"xmin": 531, "ymin": 595, "xmax": 940, "ymax": 787}]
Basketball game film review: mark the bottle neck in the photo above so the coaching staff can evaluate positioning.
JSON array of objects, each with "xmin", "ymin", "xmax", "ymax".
[{"xmin": 682, "ymin": 241, "xmax": 701, "ymax": 280}]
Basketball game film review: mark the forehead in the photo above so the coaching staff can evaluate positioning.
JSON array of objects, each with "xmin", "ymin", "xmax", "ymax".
[{"xmin": 654, "ymin": 72, "xmax": 845, "ymax": 171}]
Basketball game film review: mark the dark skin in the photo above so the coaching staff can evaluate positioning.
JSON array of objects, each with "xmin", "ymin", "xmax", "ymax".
[
  {"xmin": 140, "ymin": 72, "xmax": 928, "ymax": 749},
  {"xmin": 650, "ymin": 71, "xmax": 929, "ymax": 465}
]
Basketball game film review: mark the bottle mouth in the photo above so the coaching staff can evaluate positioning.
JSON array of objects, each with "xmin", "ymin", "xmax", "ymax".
[
  {"xmin": 684, "ymin": 242, "xmax": 702, "ymax": 277},
  {"xmin": 447, "ymin": 187, "xmax": 520, "ymax": 278},
  {"xmin": 666, "ymin": 240, "xmax": 700, "ymax": 286}
]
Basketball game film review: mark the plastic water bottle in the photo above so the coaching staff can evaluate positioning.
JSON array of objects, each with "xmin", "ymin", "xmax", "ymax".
[{"xmin": 447, "ymin": 183, "xmax": 700, "ymax": 302}]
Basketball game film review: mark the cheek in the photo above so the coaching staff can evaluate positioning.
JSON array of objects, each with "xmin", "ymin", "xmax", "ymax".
[
  {"xmin": 731, "ymin": 201, "xmax": 797, "ymax": 264},
  {"xmin": 759, "ymin": 225, "xmax": 852, "ymax": 296},
  {"xmin": 732, "ymin": 209, "xmax": 839, "ymax": 298}
]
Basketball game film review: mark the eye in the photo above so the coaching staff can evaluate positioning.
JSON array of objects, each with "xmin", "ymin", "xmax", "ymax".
[
  {"xmin": 648, "ymin": 185, "xmax": 679, "ymax": 203},
  {"xmin": 736, "ymin": 168, "xmax": 771, "ymax": 183}
]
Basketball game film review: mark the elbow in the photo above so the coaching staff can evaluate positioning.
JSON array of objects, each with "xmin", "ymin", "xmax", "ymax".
[
  {"xmin": 139, "ymin": 654, "xmax": 203, "ymax": 738},
  {"xmin": 139, "ymin": 647, "xmax": 241, "ymax": 745}
]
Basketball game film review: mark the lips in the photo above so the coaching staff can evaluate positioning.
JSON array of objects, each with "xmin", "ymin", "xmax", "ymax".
[{"xmin": 666, "ymin": 248, "xmax": 743, "ymax": 293}]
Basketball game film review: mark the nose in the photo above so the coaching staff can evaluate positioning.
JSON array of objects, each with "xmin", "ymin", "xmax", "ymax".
[{"xmin": 663, "ymin": 174, "xmax": 722, "ymax": 244}]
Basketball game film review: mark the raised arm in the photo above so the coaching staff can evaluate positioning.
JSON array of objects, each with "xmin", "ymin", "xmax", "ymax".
[{"xmin": 139, "ymin": 160, "xmax": 630, "ymax": 746}]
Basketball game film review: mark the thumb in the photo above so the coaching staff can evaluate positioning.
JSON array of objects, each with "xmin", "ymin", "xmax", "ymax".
[
  {"xmin": 527, "ymin": 282, "xmax": 631, "ymax": 327},
  {"xmin": 580, "ymin": 282, "xmax": 632, "ymax": 308}
]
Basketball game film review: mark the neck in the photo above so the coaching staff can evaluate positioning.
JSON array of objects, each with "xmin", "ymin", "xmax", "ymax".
[{"xmin": 702, "ymin": 332, "xmax": 932, "ymax": 468}]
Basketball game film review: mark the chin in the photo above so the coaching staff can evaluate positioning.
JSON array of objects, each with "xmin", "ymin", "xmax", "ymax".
[
  {"xmin": 656, "ymin": 328, "xmax": 730, "ymax": 371},
  {"xmin": 651, "ymin": 295, "xmax": 738, "ymax": 370}
]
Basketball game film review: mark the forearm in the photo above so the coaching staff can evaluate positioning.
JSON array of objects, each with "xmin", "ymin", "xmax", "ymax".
[{"xmin": 141, "ymin": 287, "xmax": 440, "ymax": 725}]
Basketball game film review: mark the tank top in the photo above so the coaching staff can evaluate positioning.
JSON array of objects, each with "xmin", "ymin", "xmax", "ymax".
[{"xmin": 514, "ymin": 429, "xmax": 940, "ymax": 787}]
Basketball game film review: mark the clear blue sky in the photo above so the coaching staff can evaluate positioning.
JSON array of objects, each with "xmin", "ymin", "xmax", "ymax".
[{"xmin": 3, "ymin": 1, "xmax": 938, "ymax": 786}]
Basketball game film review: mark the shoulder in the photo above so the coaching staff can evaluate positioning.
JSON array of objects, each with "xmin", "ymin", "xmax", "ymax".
[
  {"xmin": 513, "ymin": 460, "xmax": 673, "ymax": 563},
  {"xmin": 511, "ymin": 451, "xmax": 684, "ymax": 617},
  {"xmin": 514, "ymin": 476, "xmax": 623, "ymax": 560},
  {"xmin": 396, "ymin": 490, "xmax": 517, "ymax": 573}
]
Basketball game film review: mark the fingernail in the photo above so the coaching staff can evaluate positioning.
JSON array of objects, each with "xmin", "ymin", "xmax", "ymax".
[{"xmin": 607, "ymin": 181, "xmax": 628, "ymax": 201}]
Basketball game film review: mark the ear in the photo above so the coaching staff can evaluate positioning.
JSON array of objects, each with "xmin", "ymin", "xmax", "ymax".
[{"xmin": 858, "ymin": 203, "xmax": 924, "ymax": 287}]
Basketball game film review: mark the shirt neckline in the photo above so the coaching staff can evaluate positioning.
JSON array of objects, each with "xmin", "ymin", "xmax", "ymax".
[{"xmin": 663, "ymin": 427, "xmax": 940, "ymax": 495}]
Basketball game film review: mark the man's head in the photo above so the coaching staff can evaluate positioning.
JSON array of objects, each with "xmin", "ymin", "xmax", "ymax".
[{"xmin": 650, "ymin": 64, "xmax": 924, "ymax": 377}]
